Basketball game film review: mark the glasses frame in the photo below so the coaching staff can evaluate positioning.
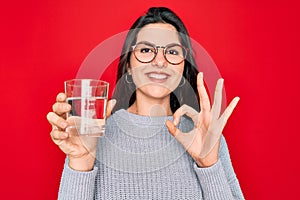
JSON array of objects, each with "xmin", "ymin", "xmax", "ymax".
[{"xmin": 131, "ymin": 41, "xmax": 189, "ymax": 65}]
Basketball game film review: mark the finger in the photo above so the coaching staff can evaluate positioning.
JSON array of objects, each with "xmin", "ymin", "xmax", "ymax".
[
  {"xmin": 106, "ymin": 99, "xmax": 117, "ymax": 118},
  {"xmin": 56, "ymin": 93, "xmax": 67, "ymax": 102},
  {"xmin": 166, "ymin": 120, "xmax": 186, "ymax": 140},
  {"xmin": 219, "ymin": 97, "xmax": 240, "ymax": 127},
  {"xmin": 173, "ymin": 104, "xmax": 199, "ymax": 126},
  {"xmin": 211, "ymin": 78, "xmax": 224, "ymax": 120},
  {"xmin": 166, "ymin": 120, "xmax": 178, "ymax": 136},
  {"xmin": 197, "ymin": 72, "xmax": 211, "ymax": 113},
  {"xmin": 199, "ymin": 97, "xmax": 239, "ymax": 158},
  {"xmin": 51, "ymin": 129, "xmax": 69, "ymax": 142},
  {"xmin": 46, "ymin": 112, "xmax": 68, "ymax": 129},
  {"xmin": 52, "ymin": 102, "xmax": 71, "ymax": 115},
  {"xmin": 166, "ymin": 120, "xmax": 197, "ymax": 150}
]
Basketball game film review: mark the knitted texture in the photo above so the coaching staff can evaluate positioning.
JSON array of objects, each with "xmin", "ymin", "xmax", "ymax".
[{"xmin": 59, "ymin": 109, "xmax": 244, "ymax": 199}]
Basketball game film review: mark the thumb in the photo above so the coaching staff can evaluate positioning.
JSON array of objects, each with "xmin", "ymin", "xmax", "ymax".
[
  {"xmin": 166, "ymin": 120, "xmax": 184, "ymax": 140},
  {"xmin": 166, "ymin": 120, "xmax": 195, "ymax": 151},
  {"xmin": 166, "ymin": 120, "xmax": 177, "ymax": 137},
  {"xmin": 106, "ymin": 99, "xmax": 117, "ymax": 118}
]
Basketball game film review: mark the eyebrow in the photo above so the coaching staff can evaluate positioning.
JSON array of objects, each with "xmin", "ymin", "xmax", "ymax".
[{"xmin": 135, "ymin": 40, "xmax": 182, "ymax": 46}]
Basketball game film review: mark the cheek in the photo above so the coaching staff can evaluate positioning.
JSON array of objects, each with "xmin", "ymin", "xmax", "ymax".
[
  {"xmin": 131, "ymin": 68, "xmax": 147, "ymax": 88},
  {"xmin": 172, "ymin": 63, "xmax": 184, "ymax": 77},
  {"xmin": 178, "ymin": 67, "xmax": 184, "ymax": 75},
  {"xmin": 129, "ymin": 54, "xmax": 141, "ymax": 70},
  {"xmin": 170, "ymin": 64, "xmax": 185, "ymax": 87},
  {"xmin": 129, "ymin": 59, "xmax": 147, "ymax": 86}
]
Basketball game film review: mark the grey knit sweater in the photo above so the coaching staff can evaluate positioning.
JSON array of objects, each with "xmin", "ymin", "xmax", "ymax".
[{"xmin": 59, "ymin": 109, "xmax": 244, "ymax": 199}]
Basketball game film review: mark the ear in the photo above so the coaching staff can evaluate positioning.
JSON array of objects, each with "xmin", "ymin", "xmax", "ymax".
[{"xmin": 126, "ymin": 63, "xmax": 132, "ymax": 75}]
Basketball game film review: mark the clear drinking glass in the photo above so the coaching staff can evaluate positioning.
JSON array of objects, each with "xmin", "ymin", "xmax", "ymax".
[{"xmin": 64, "ymin": 79, "xmax": 109, "ymax": 137}]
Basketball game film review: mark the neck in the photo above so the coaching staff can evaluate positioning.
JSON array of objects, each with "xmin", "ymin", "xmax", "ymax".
[{"xmin": 127, "ymin": 94, "xmax": 173, "ymax": 117}]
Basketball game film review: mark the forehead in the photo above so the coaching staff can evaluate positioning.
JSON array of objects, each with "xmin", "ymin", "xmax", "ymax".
[{"xmin": 136, "ymin": 23, "xmax": 180, "ymax": 45}]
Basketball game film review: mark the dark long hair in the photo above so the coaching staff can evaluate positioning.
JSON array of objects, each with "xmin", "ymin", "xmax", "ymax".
[{"xmin": 112, "ymin": 7, "xmax": 199, "ymax": 113}]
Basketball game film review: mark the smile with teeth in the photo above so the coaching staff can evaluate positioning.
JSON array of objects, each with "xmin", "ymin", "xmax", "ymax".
[{"xmin": 147, "ymin": 73, "xmax": 169, "ymax": 80}]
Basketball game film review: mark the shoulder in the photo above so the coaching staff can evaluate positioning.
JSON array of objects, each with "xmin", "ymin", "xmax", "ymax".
[{"xmin": 106, "ymin": 109, "xmax": 126, "ymax": 125}]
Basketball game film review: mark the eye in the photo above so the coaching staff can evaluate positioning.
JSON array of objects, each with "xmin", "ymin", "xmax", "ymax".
[
  {"xmin": 167, "ymin": 49, "xmax": 179, "ymax": 55},
  {"xmin": 166, "ymin": 45, "xmax": 184, "ymax": 56},
  {"xmin": 140, "ymin": 48, "xmax": 154, "ymax": 53}
]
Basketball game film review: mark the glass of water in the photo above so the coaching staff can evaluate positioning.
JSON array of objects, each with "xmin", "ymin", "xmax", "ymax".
[{"xmin": 64, "ymin": 79, "xmax": 109, "ymax": 137}]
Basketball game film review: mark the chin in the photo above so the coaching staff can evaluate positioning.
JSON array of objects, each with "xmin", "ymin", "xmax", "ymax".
[{"xmin": 139, "ymin": 85, "xmax": 172, "ymax": 99}]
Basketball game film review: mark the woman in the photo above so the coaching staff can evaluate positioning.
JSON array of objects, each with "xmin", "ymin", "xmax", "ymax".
[{"xmin": 47, "ymin": 7, "xmax": 244, "ymax": 199}]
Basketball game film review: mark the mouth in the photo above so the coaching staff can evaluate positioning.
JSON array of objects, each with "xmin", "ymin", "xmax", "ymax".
[{"xmin": 146, "ymin": 72, "xmax": 169, "ymax": 83}]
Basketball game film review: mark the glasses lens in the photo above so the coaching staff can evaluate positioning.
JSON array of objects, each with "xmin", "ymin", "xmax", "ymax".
[
  {"xmin": 165, "ymin": 44, "xmax": 186, "ymax": 64},
  {"xmin": 134, "ymin": 43, "xmax": 156, "ymax": 63}
]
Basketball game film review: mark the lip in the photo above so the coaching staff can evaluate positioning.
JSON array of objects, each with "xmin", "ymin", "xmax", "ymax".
[{"xmin": 145, "ymin": 71, "xmax": 170, "ymax": 83}]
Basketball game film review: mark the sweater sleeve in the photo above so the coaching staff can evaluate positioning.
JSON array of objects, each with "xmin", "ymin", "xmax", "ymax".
[
  {"xmin": 58, "ymin": 158, "xmax": 98, "ymax": 200},
  {"xmin": 194, "ymin": 136, "xmax": 244, "ymax": 200}
]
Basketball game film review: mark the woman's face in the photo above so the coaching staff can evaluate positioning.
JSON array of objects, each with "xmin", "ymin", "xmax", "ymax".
[{"xmin": 129, "ymin": 23, "xmax": 184, "ymax": 100}]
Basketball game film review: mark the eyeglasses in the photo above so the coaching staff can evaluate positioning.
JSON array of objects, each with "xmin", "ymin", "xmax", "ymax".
[{"xmin": 132, "ymin": 41, "xmax": 189, "ymax": 65}]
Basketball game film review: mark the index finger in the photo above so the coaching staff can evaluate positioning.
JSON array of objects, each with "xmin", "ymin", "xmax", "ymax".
[{"xmin": 173, "ymin": 104, "xmax": 199, "ymax": 126}]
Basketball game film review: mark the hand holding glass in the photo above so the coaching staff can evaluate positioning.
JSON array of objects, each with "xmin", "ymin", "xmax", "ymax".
[{"xmin": 65, "ymin": 79, "xmax": 109, "ymax": 137}]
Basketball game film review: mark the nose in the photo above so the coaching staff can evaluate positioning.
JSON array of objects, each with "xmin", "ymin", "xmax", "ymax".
[{"xmin": 152, "ymin": 48, "xmax": 168, "ymax": 68}]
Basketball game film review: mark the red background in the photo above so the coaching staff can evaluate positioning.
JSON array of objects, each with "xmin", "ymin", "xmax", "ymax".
[{"xmin": 1, "ymin": 0, "xmax": 299, "ymax": 199}]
